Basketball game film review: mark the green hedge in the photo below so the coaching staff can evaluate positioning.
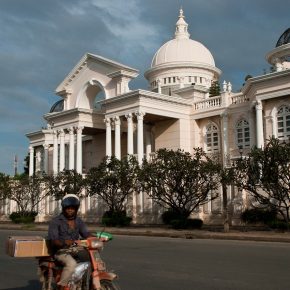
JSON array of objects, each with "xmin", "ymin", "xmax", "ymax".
[
  {"xmin": 241, "ymin": 208, "xmax": 277, "ymax": 224},
  {"xmin": 170, "ymin": 218, "xmax": 203, "ymax": 229},
  {"xmin": 267, "ymin": 220, "xmax": 290, "ymax": 231},
  {"xmin": 161, "ymin": 210, "xmax": 187, "ymax": 225},
  {"xmin": 101, "ymin": 210, "xmax": 132, "ymax": 227},
  {"xmin": 161, "ymin": 210, "xmax": 203, "ymax": 229},
  {"xmin": 9, "ymin": 211, "xmax": 38, "ymax": 224}
]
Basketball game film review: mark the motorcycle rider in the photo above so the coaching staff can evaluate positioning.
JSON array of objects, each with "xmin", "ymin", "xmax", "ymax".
[{"xmin": 48, "ymin": 194, "xmax": 91, "ymax": 290}]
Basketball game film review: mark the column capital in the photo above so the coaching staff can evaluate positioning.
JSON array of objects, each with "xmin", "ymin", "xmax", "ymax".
[
  {"xmin": 43, "ymin": 144, "xmax": 50, "ymax": 150},
  {"xmin": 104, "ymin": 117, "xmax": 111, "ymax": 126},
  {"xmin": 220, "ymin": 111, "xmax": 228, "ymax": 119},
  {"xmin": 125, "ymin": 113, "xmax": 133, "ymax": 120},
  {"xmin": 53, "ymin": 130, "xmax": 58, "ymax": 136},
  {"xmin": 114, "ymin": 116, "xmax": 121, "ymax": 125},
  {"xmin": 255, "ymin": 100, "xmax": 263, "ymax": 110},
  {"xmin": 29, "ymin": 146, "xmax": 34, "ymax": 152},
  {"xmin": 76, "ymin": 126, "xmax": 84, "ymax": 133},
  {"xmin": 68, "ymin": 126, "xmax": 75, "ymax": 134},
  {"xmin": 135, "ymin": 111, "xmax": 145, "ymax": 120},
  {"xmin": 58, "ymin": 128, "xmax": 65, "ymax": 136}
]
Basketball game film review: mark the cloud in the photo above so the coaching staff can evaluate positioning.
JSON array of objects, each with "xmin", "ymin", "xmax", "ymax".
[{"xmin": 0, "ymin": 0, "xmax": 289, "ymax": 174}]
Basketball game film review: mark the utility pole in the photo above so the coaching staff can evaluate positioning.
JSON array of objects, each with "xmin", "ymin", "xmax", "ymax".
[{"xmin": 14, "ymin": 155, "xmax": 18, "ymax": 176}]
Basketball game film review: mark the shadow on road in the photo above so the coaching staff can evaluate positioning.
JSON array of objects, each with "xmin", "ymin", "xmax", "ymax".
[{"xmin": 3, "ymin": 280, "xmax": 40, "ymax": 290}]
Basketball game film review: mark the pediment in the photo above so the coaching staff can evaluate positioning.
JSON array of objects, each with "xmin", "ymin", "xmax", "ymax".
[{"xmin": 55, "ymin": 53, "xmax": 138, "ymax": 94}]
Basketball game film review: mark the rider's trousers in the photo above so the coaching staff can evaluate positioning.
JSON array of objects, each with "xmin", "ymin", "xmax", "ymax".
[{"xmin": 55, "ymin": 252, "xmax": 77, "ymax": 286}]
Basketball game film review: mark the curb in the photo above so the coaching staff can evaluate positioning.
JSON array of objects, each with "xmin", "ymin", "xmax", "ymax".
[{"xmin": 1, "ymin": 223, "xmax": 290, "ymax": 243}]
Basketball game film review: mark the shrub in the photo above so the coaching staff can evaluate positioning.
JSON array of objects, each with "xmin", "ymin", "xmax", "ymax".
[
  {"xmin": 186, "ymin": 218, "xmax": 203, "ymax": 229},
  {"xmin": 241, "ymin": 208, "xmax": 277, "ymax": 224},
  {"xmin": 170, "ymin": 219, "xmax": 187, "ymax": 229},
  {"xmin": 161, "ymin": 210, "xmax": 188, "ymax": 225},
  {"xmin": 267, "ymin": 220, "xmax": 289, "ymax": 231},
  {"xmin": 170, "ymin": 218, "xmax": 203, "ymax": 230},
  {"xmin": 101, "ymin": 211, "xmax": 132, "ymax": 227},
  {"xmin": 9, "ymin": 211, "xmax": 38, "ymax": 224}
]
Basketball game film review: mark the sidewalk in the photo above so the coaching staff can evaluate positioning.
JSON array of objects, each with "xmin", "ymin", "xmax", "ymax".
[{"xmin": 1, "ymin": 222, "xmax": 290, "ymax": 243}]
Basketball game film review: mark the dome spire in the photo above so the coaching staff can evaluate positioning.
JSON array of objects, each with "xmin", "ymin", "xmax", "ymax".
[{"xmin": 174, "ymin": 7, "xmax": 190, "ymax": 39}]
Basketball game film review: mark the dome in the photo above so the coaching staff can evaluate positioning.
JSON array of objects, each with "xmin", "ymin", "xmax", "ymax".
[
  {"xmin": 266, "ymin": 28, "xmax": 290, "ymax": 67},
  {"xmin": 144, "ymin": 8, "xmax": 220, "ymax": 95},
  {"xmin": 151, "ymin": 8, "xmax": 215, "ymax": 69},
  {"xmin": 151, "ymin": 38, "xmax": 215, "ymax": 68},
  {"xmin": 276, "ymin": 28, "xmax": 290, "ymax": 47},
  {"xmin": 50, "ymin": 99, "xmax": 64, "ymax": 113}
]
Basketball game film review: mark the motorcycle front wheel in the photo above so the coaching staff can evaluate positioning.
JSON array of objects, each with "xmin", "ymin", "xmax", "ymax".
[
  {"xmin": 100, "ymin": 279, "xmax": 121, "ymax": 290},
  {"xmin": 41, "ymin": 270, "xmax": 55, "ymax": 290}
]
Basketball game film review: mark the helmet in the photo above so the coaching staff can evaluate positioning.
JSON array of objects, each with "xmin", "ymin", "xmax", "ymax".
[{"xmin": 61, "ymin": 194, "xmax": 80, "ymax": 210}]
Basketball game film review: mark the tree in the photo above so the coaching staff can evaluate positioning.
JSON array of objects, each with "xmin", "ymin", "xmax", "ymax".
[
  {"xmin": 44, "ymin": 170, "xmax": 85, "ymax": 200},
  {"xmin": 7, "ymin": 174, "xmax": 46, "ymax": 214},
  {"xmin": 234, "ymin": 138, "xmax": 290, "ymax": 224},
  {"xmin": 23, "ymin": 154, "xmax": 29, "ymax": 175},
  {"xmin": 219, "ymin": 166, "xmax": 235, "ymax": 232},
  {"xmin": 86, "ymin": 155, "xmax": 139, "ymax": 213},
  {"xmin": 209, "ymin": 81, "xmax": 220, "ymax": 97},
  {"xmin": 139, "ymin": 148, "xmax": 221, "ymax": 219},
  {"xmin": 0, "ymin": 172, "xmax": 11, "ymax": 201}
]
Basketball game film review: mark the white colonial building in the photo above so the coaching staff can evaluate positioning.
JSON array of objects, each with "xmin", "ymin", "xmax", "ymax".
[{"xmin": 3, "ymin": 9, "xmax": 290, "ymax": 224}]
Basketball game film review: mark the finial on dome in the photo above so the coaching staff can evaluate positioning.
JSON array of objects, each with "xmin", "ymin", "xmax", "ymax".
[
  {"xmin": 175, "ymin": 7, "xmax": 190, "ymax": 39},
  {"xmin": 179, "ymin": 7, "xmax": 184, "ymax": 18}
]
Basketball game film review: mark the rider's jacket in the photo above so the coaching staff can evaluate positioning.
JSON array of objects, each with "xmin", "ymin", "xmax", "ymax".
[{"xmin": 48, "ymin": 213, "xmax": 90, "ymax": 254}]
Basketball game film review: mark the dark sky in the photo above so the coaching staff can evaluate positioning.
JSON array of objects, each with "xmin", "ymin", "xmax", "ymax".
[{"xmin": 0, "ymin": 0, "xmax": 289, "ymax": 174}]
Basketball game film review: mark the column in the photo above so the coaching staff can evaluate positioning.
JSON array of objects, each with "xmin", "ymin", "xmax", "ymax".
[
  {"xmin": 136, "ymin": 111, "xmax": 145, "ymax": 213},
  {"xmin": 59, "ymin": 129, "xmax": 65, "ymax": 171},
  {"xmin": 35, "ymin": 149, "xmax": 42, "ymax": 173},
  {"xmin": 274, "ymin": 58, "xmax": 283, "ymax": 72},
  {"xmin": 222, "ymin": 112, "xmax": 228, "ymax": 166},
  {"xmin": 126, "ymin": 113, "xmax": 134, "ymax": 155},
  {"xmin": 45, "ymin": 195, "xmax": 50, "ymax": 215},
  {"xmin": 157, "ymin": 79, "xmax": 161, "ymax": 94},
  {"xmin": 270, "ymin": 114, "xmax": 277, "ymax": 138},
  {"xmin": 29, "ymin": 146, "xmax": 34, "ymax": 176},
  {"xmin": 145, "ymin": 126, "xmax": 152, "ymax": 160},
  {"xmin": 208, "ymin": 193, "xmax": 212, "ymax": 213},
  {"xmin": 114, "ymin": 116, "xmax": 121, "ymax": 159},
  {"xmin": 255, "ymin": 100, "xmax": 264, "ymax": 148},
  {"xmin": 104, "ymin": 118, "xmax": 112, "ymax": 157},
  {"xmin": 68, "ymin": 127, "xmax": 75, "ymax": 170},
  {"xmin": 53, "ymin": 130, "xmax": 58, "ymax": 174},
  {"xmin": 76, "ymin": 126, "xmax": 84, "ymax": 174},
  {"xmin": 179, "ymin": 76, "xmax": 184, "ymax": 89},
  {"xmin": 249, "ymin": 110, "xmax": 255, "ymax": 147},
  {"xmin": 43, "ymin": 144, "xmax": 49, "ymax": 174},
  {"xmin": 136, "ymin": 111, "xmax": 145, "ymax": 164}
]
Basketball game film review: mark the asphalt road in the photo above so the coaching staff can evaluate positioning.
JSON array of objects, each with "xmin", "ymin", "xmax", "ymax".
[{"xmin": 1, "ymin": 229, "xmax": 290, "ymax": 290}]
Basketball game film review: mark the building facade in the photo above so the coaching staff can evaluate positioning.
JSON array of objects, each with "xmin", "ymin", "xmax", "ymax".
[{"xmin": 2, "ymin": 9, "xmax": 290, "ymax": 224}]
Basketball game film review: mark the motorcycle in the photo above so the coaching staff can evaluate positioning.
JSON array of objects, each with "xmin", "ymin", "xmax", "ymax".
[{"xmin": 38, "ymin": 232, "xmax": 120, "ymax": 290}]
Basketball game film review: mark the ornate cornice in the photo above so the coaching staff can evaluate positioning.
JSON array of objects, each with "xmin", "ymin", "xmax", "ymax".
[{"xmin": 100, "ymin": 89, "xmax": 192, "ymax": 107}]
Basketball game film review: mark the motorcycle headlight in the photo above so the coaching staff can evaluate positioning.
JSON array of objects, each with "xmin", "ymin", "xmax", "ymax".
[{"xmin": 89, "ymin": 240, "xmax": 104, "ymax": 250}]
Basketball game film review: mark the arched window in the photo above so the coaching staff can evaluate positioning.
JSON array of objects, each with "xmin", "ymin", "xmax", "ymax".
[
  {"xmin": 236, "ymin": 119, "xmax": 250, "ymax": 148},
  {"xmin": 206, "ymin": 123, "xmax": 219, "ymax": 153},
  {"xmin": 94, "ymin": 90, "xmax": 105, "ymax": 110},
  {"xmin": 277, "ymin": 105, "xmax": 290, "ymax": 139}
]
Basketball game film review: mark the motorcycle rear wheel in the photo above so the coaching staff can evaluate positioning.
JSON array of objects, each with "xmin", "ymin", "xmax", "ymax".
[{"xmin": 100, "ymin": 279, "xmax": 120, "ymax": 290}]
